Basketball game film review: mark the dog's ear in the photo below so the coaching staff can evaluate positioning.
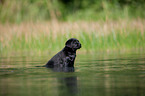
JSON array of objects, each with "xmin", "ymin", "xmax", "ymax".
[{"xmin": 65, "ymin": 39, "xmax": 72, "ymax": 48}]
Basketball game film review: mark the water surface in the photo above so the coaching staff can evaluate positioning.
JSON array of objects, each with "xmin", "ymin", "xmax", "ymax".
[{"xmin": 0, "ymin": 52, "xmax": 145, "ymax": 96}]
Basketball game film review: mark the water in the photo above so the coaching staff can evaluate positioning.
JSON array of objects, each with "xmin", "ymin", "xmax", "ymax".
[{"xmin": 0, "ymin": 52, "xmax": 145, "ymax": 96}]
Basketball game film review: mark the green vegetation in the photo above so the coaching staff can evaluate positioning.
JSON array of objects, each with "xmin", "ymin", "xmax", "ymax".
[
  {"xmin": 0, "ymin": 20, "xmax": 144, "ymax": 53},
  {"xmin": 0, "ymin": 0, "xmax": 145, "ymax": 23},
  {"xmin": 0, "ymin": 0, "xmax": 145, "ymax": 54},
  {"xmin": 1, "ymin": 30, "xmax": 144, "ymax": 53}
]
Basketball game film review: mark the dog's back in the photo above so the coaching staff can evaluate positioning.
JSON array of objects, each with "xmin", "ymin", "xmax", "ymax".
[{"xmin": 45, "ymin": 50, "xmax": 65, "ymax": 67}]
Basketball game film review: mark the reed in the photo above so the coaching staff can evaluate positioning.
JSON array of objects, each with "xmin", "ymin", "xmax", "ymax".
[
  {"xmin": 0, "ymin": 0, "xmax": 145, "ymax": 23},
  {"xmin": 0, "ymin": 19, "xmax": 145, "ymax": 53}
]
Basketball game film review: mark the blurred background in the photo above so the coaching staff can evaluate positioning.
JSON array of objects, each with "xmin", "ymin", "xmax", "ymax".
[{"xmin": 0, "ymin": 0, "xmax": 145, "ymax": 54}]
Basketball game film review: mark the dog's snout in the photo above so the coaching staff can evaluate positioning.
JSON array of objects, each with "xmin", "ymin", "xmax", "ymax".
[{"xmin": 78, "ymin": 43, "xmax": 81, "ymax": 48}]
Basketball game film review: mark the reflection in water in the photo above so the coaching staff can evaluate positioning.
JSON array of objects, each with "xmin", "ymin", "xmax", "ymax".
[
  {"xmin": 49, "ymin": 66, "xmax": 75, "ymax": 72},
  {"xmin": 0, "ymin": 52, "xmax": 145, "ymax": 96},
  {"xmin": 58, "ymin": 75, "xmax": 78, "ymax": 96},
  {"xmin": 47, "ymin": 66, "xmax": 78, "ymax": 96}
]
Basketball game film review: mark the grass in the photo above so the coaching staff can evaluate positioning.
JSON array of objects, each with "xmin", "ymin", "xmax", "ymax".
[
  {"xmin": 0, "ymin": 19, "xmax": 145, "ymax": 54},
  {"xmin": 0, "ymin": 0, "xmax": 145, "ymax": 23}
]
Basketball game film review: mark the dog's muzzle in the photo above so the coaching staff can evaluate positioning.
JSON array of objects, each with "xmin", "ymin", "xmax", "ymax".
[{"xmin": 78, "ymin": 43, "xmax": 81, "ymax": 49}]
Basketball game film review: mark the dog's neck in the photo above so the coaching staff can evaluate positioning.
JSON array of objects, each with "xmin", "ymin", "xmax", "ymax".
[{"xmin": 63, "ymin": 47, "xmax": 76, "ymax": 56}]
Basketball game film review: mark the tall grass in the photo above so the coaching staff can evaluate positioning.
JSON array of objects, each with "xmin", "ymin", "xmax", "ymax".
[
  {"xmin": 0, "ymin": 0, "xmax": 145, "ymax": 23},
  {"xmin": 0, "ymin": 19, "xmax": 145, "ymax": 53}
]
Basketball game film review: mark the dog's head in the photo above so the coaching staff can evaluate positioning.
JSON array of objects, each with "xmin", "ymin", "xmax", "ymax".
[{"xmin": 65, "ymin": 38, "xmax": 81, "ymax": 51}]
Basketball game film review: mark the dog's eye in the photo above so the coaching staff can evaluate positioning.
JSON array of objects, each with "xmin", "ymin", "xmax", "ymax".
[{"xmin": 74, "ymin": 42, "xmax": 78, "ymax": 44}]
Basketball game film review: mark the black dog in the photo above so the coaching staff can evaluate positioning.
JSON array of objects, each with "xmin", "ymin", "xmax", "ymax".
[{"xmin": 45, "ymin": 38, "xmax": 81, "ymax": 68}]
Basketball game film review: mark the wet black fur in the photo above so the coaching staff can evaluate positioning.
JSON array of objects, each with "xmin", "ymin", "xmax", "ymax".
[{"xmin": 45, "ymin": 38, "xmax": 81, "ymax": 68}]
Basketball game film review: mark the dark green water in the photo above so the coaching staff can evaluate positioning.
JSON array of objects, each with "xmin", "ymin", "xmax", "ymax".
[{"xmin": 0, "ymin": 52, "xmax": 145, "ymax": 96}]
